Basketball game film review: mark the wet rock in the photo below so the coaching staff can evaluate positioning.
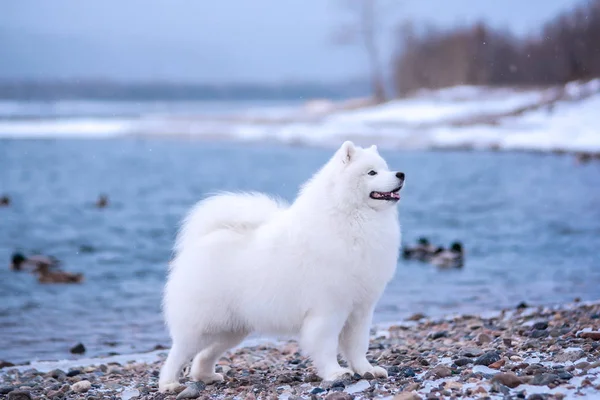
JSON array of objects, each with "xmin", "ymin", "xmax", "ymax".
[
  {"xmin": 474, "ymin": 351, "xmax": 501, "ymax": 366},
  {"xmin": 66, "ymin": 369, "xmax": 81, "ymax": 377},
  {"xmin": 476, "ymin": 333, "xmax": 492, "ymax": 345},
  {"xmin": 399, "ymin": 366, "xmax": 416, "ymax": 377},
  {"xmin": 454, "ymin": 358, "xmax": 472, "ymax": 367},
  {"xmin": 311, "ymin": 387, "xmax": 326, "ymax": 395},
  {"xmin": 331, "ymin": 378, "xmax": 347, "ymax": 389},
  {"xmin": 176, "ymin": 381, "xmax": 206, "ymax": 399},
  {"xmin": 7, "ymin": 391, "xmax": 32, "ymax": 400},
  {"xmin": 70, "ymin": 343, "xmax": 86, "ymax": 354},
  {"xmin": 532, "ymin": 321, "xmax": 549, "ymax": 330},
  {"xmin": 71, "ymin": 380, "xmax": 92, "ymax": 393},
  {"xmin": 558, "ymin": 371, "xmax": 573, "ymax": 380},
  {"xmin": 46, "ymin": 369, "xmax": 67, "ymax": 380},
  {"xmin": 530, "ymin": 373, "xmax": 559, "ymax": 386},
  {"xmin": 492, "ymin": 372, "xmax": 523, "ymax": 388}
]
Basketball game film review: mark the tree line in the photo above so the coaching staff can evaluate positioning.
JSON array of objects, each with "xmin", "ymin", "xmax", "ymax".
[{"xmin": 392, "ymin": 0, "xmax": 600, "ymax": 95}]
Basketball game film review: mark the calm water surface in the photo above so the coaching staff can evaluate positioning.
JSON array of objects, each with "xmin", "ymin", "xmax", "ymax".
[{"xmin": 1, "ymin": 138, "xmax": 599, "ymax": 363}]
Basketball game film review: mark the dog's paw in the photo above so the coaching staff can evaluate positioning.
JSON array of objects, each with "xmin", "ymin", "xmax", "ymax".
[
  {"xmin": 158, "ymin": 381, "xmax": 183, "ymax": 393},
  {"xmin": 323, "ymin": 368, "xmax": 354, "ymax": 381},
  {"xmin": 367, "ymin": 366, "xmax": 388, "ymax": 379},
  {"xmin": 191, "ymin": 372, "xmax": 224, "ymax": 384}
]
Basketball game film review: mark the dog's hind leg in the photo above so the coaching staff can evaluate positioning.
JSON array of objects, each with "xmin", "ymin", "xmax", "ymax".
[
  {"xmin": 158, "ymin": 340, "xmax": 201, "ymax": 393},
  {"xmin": 190, "ymin": 331, "xmax": 247, "ymax": 384},
  {"xmin": 339, "ymin": 305, "xmax": 388, "ymax": 378}
]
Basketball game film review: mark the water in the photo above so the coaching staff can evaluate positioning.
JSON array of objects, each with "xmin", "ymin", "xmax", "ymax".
[{"xmin": 1, "ymin": 138, "xmax": 599, "ymax": 364}]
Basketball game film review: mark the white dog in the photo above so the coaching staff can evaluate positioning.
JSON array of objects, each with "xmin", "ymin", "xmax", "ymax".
[{"xmin": 159, "ymin": 141, "xmax": 404, "ymax": 392}]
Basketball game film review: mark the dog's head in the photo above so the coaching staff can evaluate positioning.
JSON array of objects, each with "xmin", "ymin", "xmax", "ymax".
[{"xmin": 333, "ymin": 141, "xmax": 405, "ymax": 211}]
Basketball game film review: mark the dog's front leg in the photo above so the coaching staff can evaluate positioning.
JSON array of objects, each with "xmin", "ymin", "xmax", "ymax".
[
  {"xmin": 300, "ymin": 313, "xmax": 353, "ymax": 381},
  {"xmin": 339, "ymin": 305, "xmax": 388, "ymax": 378}
]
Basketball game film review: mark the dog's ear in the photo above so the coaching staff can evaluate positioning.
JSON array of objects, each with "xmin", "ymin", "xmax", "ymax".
[{"xmin": 340, "ymin": 141, "xmax": 356, "ymax": 164}]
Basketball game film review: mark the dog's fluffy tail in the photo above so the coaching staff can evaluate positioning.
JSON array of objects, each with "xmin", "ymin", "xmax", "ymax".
[{"xmin": 173, "ymin": 191, "xmax": 287, "ymax": 256}]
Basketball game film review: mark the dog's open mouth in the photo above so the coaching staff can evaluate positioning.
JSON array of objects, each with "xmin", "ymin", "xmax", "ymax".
[{"xmin": 370, "ymin": 186, "xmax": 402, "ymax": 201}]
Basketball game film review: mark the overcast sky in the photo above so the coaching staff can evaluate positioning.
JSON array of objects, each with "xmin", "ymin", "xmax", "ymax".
[{"xmin": 0, "ymin": 0, "xmax": 581, "ymax": 83}]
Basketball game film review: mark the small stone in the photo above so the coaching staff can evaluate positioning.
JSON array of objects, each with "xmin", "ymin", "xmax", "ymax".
[
  {"xmin": 461, "ymin": 347, "xmax": 483, "ymax": 357},
  {"xmin": 503, "ymin": 338, "xmax": 513, "ymax": 347},
  {"xmin": 454, "ymin": 358, "xmax": 472, "ymax": 367},
  {"xmin": 530, "ymin": 373, "xmax": 559, "ymax": 386},
  {"xmin": 492, "ymin": 372, "xmax": 523, "ymax": 388},
  {"xmin": 429, "ymin": 365, "xmax": 452, "ymax": 379},
  {"xmin": 71, "ymin": 380, "xmax": 91, "ymax": 393},
  {"xmin": 405, "ymin": 383, "xmax": 420, "ymax": 392},
  {"xmin": 46, "ymin": 369, "xmax": 67, "ymax": 380},
  {"xmin": 474, "ymin": 351, "xmax": 501, "ymax": 366},
  {"xmin": 362, "ymin": 372, "xmax": 375, "ymax": 380},
  {"xmin": 407, "ymin": 313, "xmax": 426, "ymax": 321},
  {"xmin": 7, "ymin": 391, "xmax": 32, "ymax": 400},
  {"xmin": 66, "ymin": 369, "xmax": 81, "ymax": 377},
  {"xmin": 579, "ymin": 331, "xmax": 600, "ymax": 340},
  {"xmin": 527, "ymin": 395, "xmax": 545, "ymax": 400},
  {"xmin": 491, "ymin": 382, "xmax": 510, "ymax": 395},
  {"xmin": 400, "ymin": 366, "xmax": 416, "ymax": 377},
  {"xmin": 70, "ymin": 343, "xmax": 86, "ymax": 354},
  {"xmin": 489, "ymin": 359, "xmax": 506, "ymax": 369},
  {"xmin": 393, "ymin": 391, "xmax": 422, "ymax": 400},
  {"xmin": 530, "ymin": 330, "xmax": 549, "ymax": 339},
  {"xmin": 331, "ymin": 379, "xmax": 346, "ymax": 389},
  {"xmin": 430, "ymin": 331, "xmax": 448, "ymax": 340},
  {"xmin": 532, "ymin": 321, "xmax": 549, "ymax": 330},
  {"xmin": 476, "ymin": 333, "xmax": 492, "ymax": 345},
  {"xmin": 325, "ymin": 393, "xmax": 353, "ymax": 400},
  {"xmin": 558, "ymin": 371, "xmax": 573, "ymax": 380},
  {"xmin": 0, "ymin": 386, "xmax": 15, "ymax": 395},
  {"xmin": 311, "ymin": 387, "xmax": 326, "ymax": 395},
  {"xmin": 304, "ymin": 373, "xmax": 321, "ymax": 382},
  {"xmin": 516, "ymin": 302, "xmax": 528, "ymax": 309},
  {"xmin": 176, "ymin": 381, "xmax": 206, "ymax": 399}
]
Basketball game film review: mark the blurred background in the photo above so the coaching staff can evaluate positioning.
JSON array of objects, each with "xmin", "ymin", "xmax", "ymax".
[{"xmin": 1, "ymin": 0, "xmax": 599, "ymax": 365}]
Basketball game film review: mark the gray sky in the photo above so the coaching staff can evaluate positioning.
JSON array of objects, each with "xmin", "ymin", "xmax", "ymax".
[{"xmin": 0, "ymin": 0, "xmax": 581, "ymax": 83}]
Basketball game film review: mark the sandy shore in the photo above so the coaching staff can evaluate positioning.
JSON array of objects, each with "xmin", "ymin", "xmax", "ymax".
[{"xmin": 1, "ymin": 300, "xmax": 599, "ymax": 400}]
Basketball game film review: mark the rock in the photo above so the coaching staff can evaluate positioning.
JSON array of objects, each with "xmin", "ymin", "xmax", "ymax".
[
  {"xmin": 176, "ymin": 382, "xmax": 206, "ymax": 399},
  {"xmin": 516, "ymin": 302, "xmax": 528, "ymax": 309},
  {"xmin": 70, "ymin": 343, "xmax": 86, "ymax": 354},
  {"xmin": 430, "ymin": 331, "xmax": 448, "ymax": 340},
  {"xmin": 492, "ymin": 372, "xmax": 523, "ymax": 388},
  {"xmin": 558, "ymin": 371, "xmax": 573, "ymax": 380},
  {"xmin": 489, "ymin": 359, "xmax": 506, "ymax": 369},
  {"xmin": 474, "ymin": 351, "xmax": 501, "ymax": 366},
  {"xmin": 532, "ymin": 321, "xmax": 549, "ymax": 330},
  {"xmin": 344, "ymin": 380, "xmax": 370, "ymax": 394},
  {"xmin": 66, "ymin": 369, "xmax": 81, "ymax": 377},
  {"xmin": 503, "ymin": 338, "xmax": 513, "ymax": 347},
  {"xmin": 429, "ymin": 365, "xmax": 452, "ymax": 379},
  {"xmin": 331, "ymin": 379, "xmax": 347, "ymax": 389},
  {"xmin": 46, "ymin": 369, "xmax": 67, "ymax": 380},
  {"xmin": 476, "ymin": 333, "xmax": 492, "ymax": 345},
  {"xmin": 0, "ymin": 386, "xmax": 15, "ymax": 395},
  {"xmin": 491, "ymin": 382, "xmax": 511, "ymax": 395},
  {"xmin": 325, "ymin": 393, "xmax": 353, "ymax": 400},
  {"xmin": 7, "ymin": 391, "xmax": 32, "ymax": 400},
  {"xmin": 71, "ymin": 380, "xmax": 91, "ymax": 393},
  {"xmin": 461, "ymin": 347, "xmax": 483, "ymax": 357},
  {"xmin": 0, "ymin": 360, "xmax": 15, "ymax": 368},
  {"xmin": 530, "ymin": 373, "xmax": 559, "ymax": 386},
  {"xmin": 579, "ymin": 331, "xmax": 600, "ymax": 340},
  {"xmin": 454, "ymin": 358, "xmax": 472, "ymax": 367},
  {"xmin": 399, "ymin": 367, "xmax": 416, "ymax": 377},
  {"xmin": 311, "ymin": 387, "xmax": 326, "ymax": 395},
  {"xmin": 530, "ymin": 330, "xmax": 549, "ymax": 339},
  {"xmin": 393, "ymin": 392, "xmax": 421, "ymax": 400},
  {"xmin": 407, "ymin": 313, "xmax": 426, "ymax": 321},
  {"xmin": 362, "ymin": 372, "xmax": 374, "ymax": 380},
  {"xmin": 527, "ymin": 395, "xmax": 546, "ymax": 400}
]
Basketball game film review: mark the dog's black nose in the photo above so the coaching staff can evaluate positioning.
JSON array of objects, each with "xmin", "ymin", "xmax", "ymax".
[{"xmin": 396, "ymin": 172, "xmax": 405, "ymax": 181}]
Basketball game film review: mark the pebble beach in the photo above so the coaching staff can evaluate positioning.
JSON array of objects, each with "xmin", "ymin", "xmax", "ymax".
[{"xmin": 1, "ymin": 300, "xmax": 599, "ymax": 400}]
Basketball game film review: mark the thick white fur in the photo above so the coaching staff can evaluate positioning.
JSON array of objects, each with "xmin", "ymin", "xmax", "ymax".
[{"xmin": 159, "ymin": 141, "xmax": 403, "ymax": 392}]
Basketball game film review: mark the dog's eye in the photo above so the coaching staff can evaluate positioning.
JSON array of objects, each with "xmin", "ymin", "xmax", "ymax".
[{"xmin": 368, "ymin": 170, "xmax": 377, "ymax": 176}]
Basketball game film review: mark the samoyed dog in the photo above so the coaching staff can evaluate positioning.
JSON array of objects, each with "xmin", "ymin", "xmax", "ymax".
[{"xmin": 159, "ymin": 141, "xmax": 405, "ymax": 392}]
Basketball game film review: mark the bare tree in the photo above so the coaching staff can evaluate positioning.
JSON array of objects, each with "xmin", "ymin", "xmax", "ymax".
[{"xmin": 333, "ymin": 0, "xmax": 393, "ymax": 103}]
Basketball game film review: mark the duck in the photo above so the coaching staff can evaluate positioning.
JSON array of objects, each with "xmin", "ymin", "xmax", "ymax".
[
  {"xmin": 10, "ymin": 252, "xmax": 61, "ymax": 272},
  {"xmin": 429, "ymin": 242, "xmax": 464, "ymax": 269},
  {"xmin": 0, "ymin": 195, "xmax": 10, "ymax": 206},
  {"xmin": 96, "ymin": 194, "xmax": 109, "ymax": 208},
  {"xmin": 402, "ymin": 237, "xmax": 437, "ymax": 261},
  {"xmin": 34, "ymin": 263, "xmax": 84, "ymax": 284}
]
